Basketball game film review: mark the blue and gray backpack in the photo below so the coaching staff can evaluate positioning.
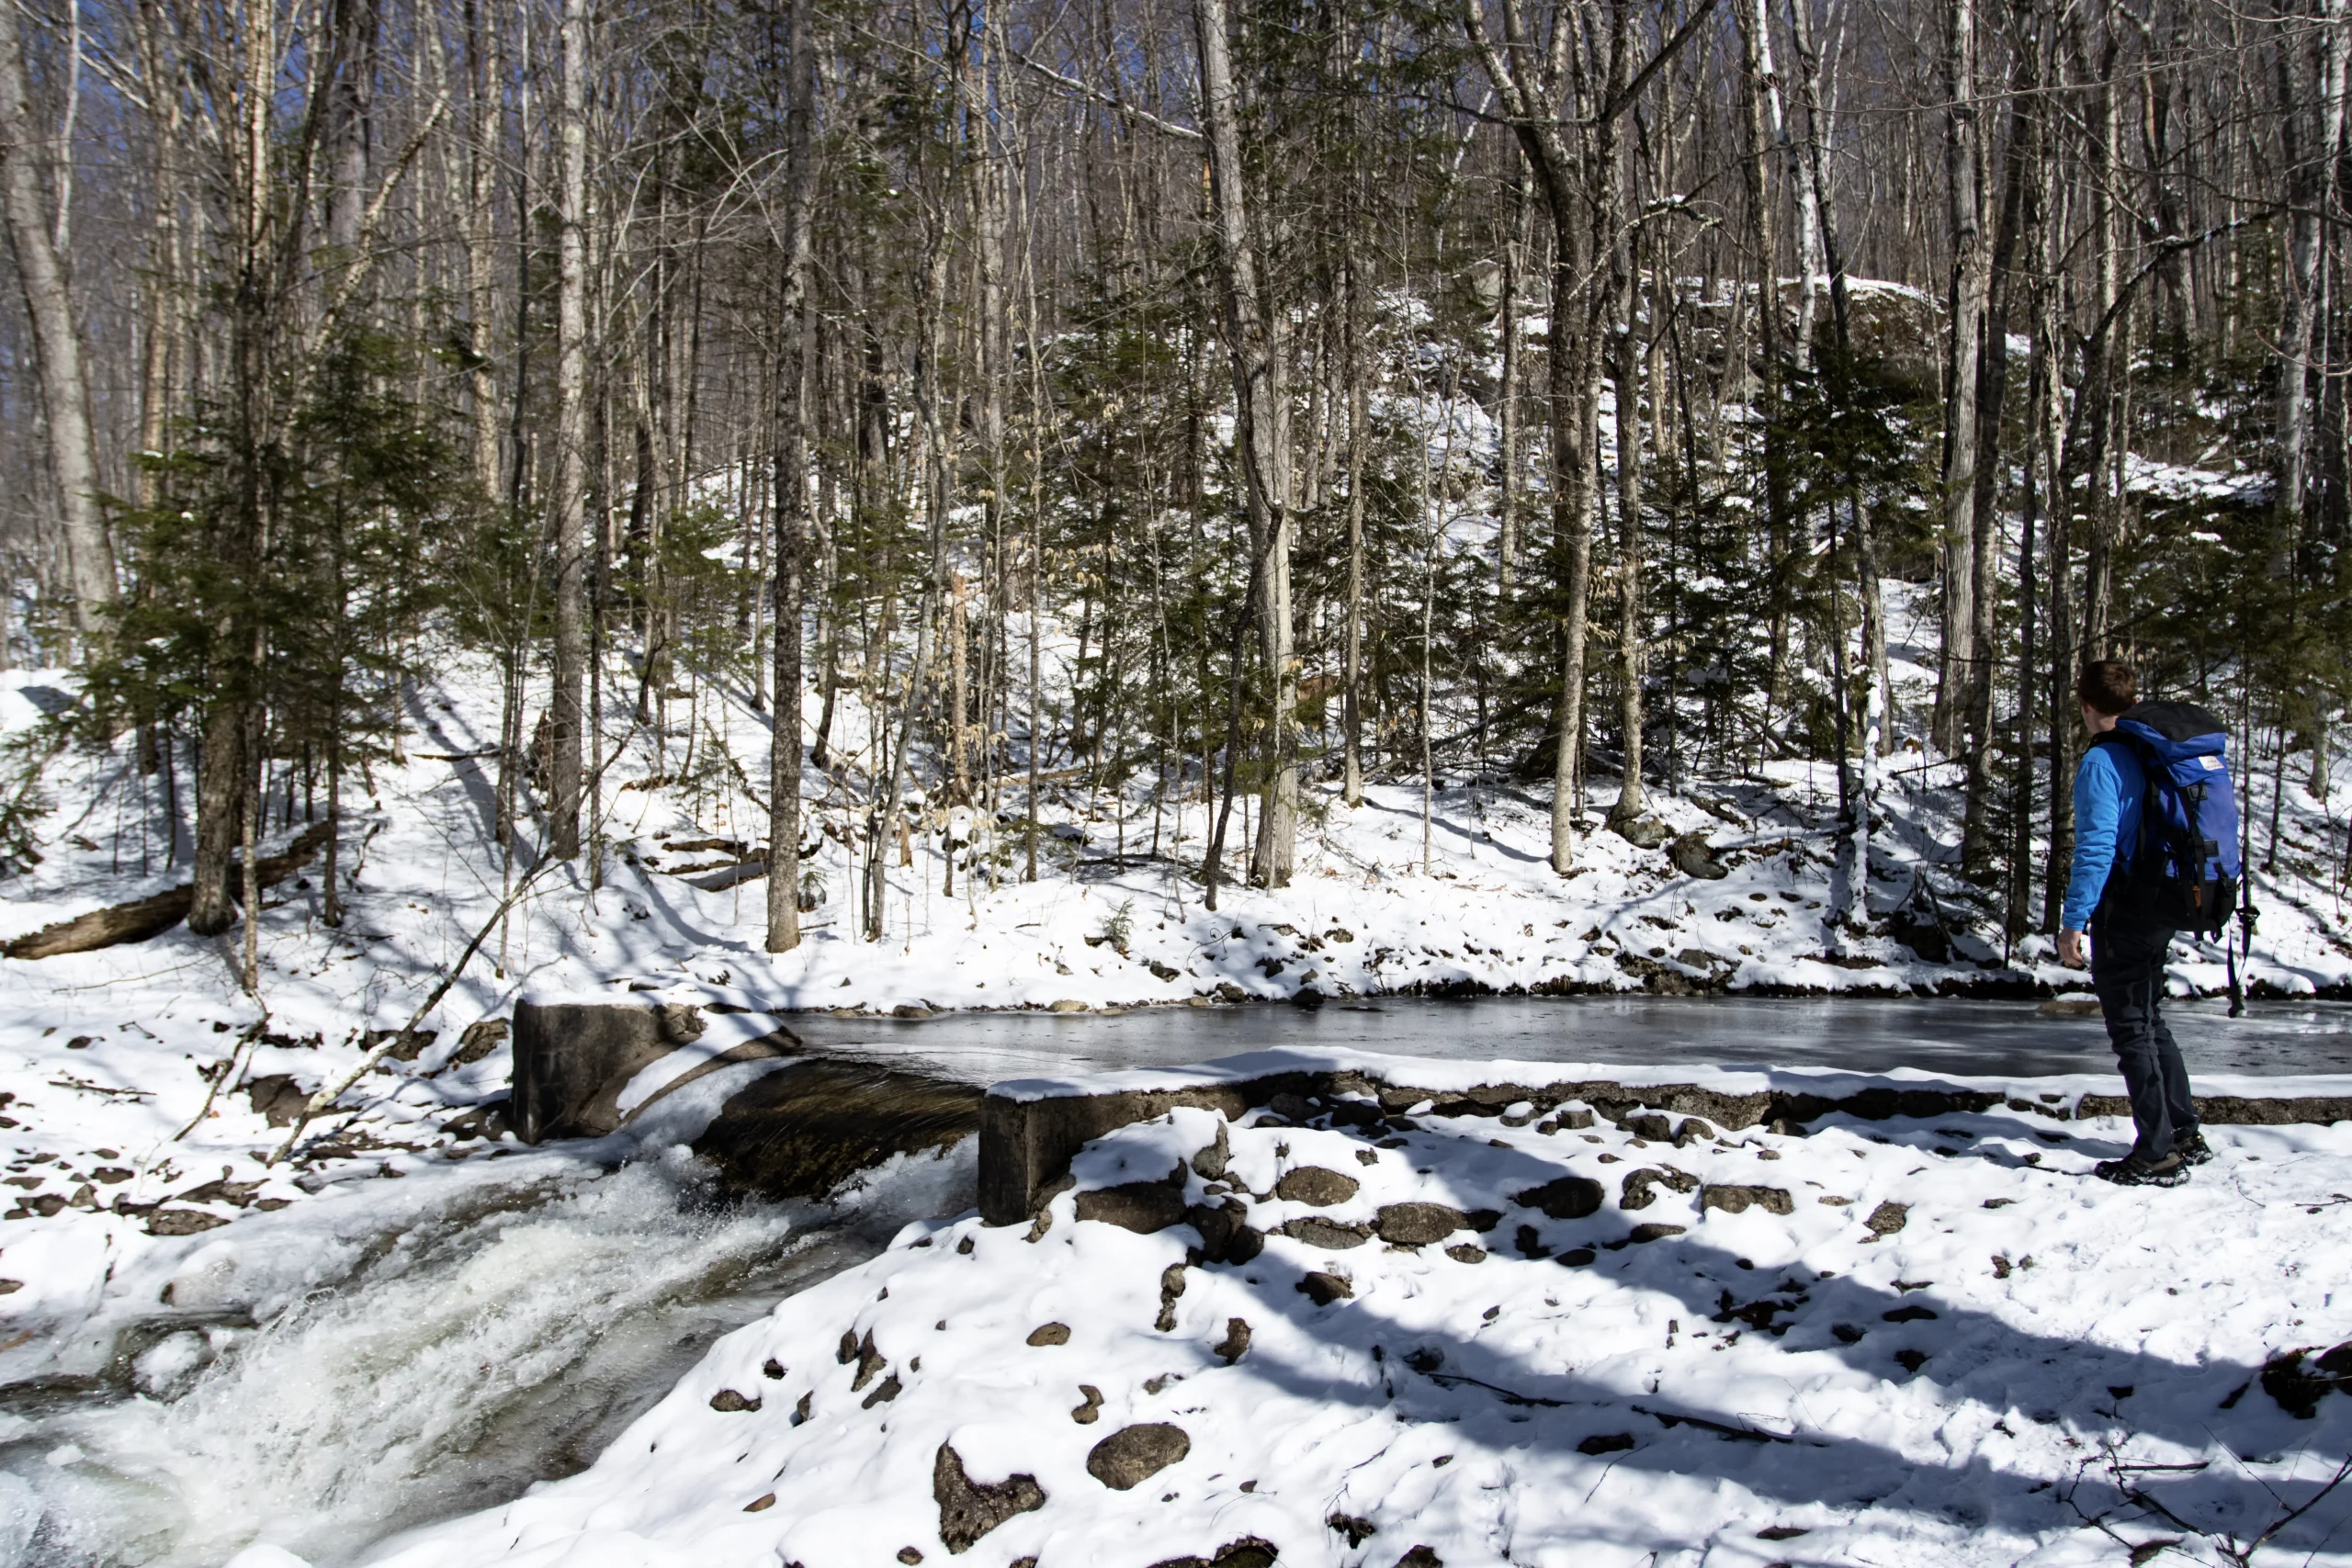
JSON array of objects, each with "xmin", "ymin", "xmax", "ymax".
[{"xmin": 2090, "ymin": 700, "xmax": 2243, "ymax": 936}]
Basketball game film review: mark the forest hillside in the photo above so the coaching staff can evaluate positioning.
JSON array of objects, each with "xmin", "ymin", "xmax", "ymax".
[{"xmin": 1, "ymin": 0, "xmax": 2349, "ymax": 1018}]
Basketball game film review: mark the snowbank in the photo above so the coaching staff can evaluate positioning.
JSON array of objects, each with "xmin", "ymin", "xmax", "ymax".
[{"xmin": 366, "ymin": 1059, "xmax": 2352, "ymax": 1568}]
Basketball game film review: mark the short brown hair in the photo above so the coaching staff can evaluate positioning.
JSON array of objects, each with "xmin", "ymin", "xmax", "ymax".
[{"xmin": 2077, "ymin": 660, "xmax": 2137, "ymax": 716}]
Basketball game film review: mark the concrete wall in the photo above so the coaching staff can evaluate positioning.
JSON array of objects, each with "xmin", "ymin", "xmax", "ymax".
[{"xmin": 511, "ymin": 998, "xmax": 798, "ymax": 1142}]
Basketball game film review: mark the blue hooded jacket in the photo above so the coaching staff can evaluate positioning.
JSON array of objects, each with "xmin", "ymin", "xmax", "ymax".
[{"xmin": 2062, "ymin": 739, "xmax": 2145, "ymax": 931}]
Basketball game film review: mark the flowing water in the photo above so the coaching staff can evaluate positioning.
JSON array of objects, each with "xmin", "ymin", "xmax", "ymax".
[
  {"xmin": 4, "ymin": 995, "xmax": 2347, "ymax": 1567},
  {"xmin": 0, "ymin": 1142, "xmax": 973, "ymax": 1568}
]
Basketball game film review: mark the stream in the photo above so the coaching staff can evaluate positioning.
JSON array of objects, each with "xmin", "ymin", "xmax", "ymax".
[{"xmin": 3, "ymin": 994, "xmax": 2347, "ymax": 1567}]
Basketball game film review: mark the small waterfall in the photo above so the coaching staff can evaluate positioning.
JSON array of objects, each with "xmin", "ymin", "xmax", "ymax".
[{"xmin": 0, "ymin": 1132, "xmax": 975, "ymax": 1568}]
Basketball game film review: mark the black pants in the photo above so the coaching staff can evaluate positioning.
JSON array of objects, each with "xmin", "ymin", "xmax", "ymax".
[{"xmin": 2090, "ymin": 917, "xmax": 2197, "ymax": 1160}]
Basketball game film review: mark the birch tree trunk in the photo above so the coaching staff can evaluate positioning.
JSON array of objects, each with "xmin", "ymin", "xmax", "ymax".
[
  {"xmin": 0, "ymin": 0, "xmax": 114, "ymax": 636},
  {"xmin": 549, "ymin": 0, "xmax": 591, "ymax": 860},
  {"xmin": 1343, "ymin": 246, "xmax": 1367, "ymax": 808},
  {"xmin": 764, "ymin": 0, "xmax": 817, "ymax": 955},
  {"xmin": 1932, "ymin": 0, "xmax": 1985, "ymax": 756},
  {"xmin": 2276, "ymin": 3, "xmax": 2343, "ymax": 525},
  {"xmin": 1193, "ymin": 0, "xmax": 1295, "ymax": 887},
  {"xmin": 1734, "ymin": 0, "xmax": 1790, "ymax": 719},
  {"xmin": 1606, "ymin": 231, "xmax": 1647, "ymax": 829}
]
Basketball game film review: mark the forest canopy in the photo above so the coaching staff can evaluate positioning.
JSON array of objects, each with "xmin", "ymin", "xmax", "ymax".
[{"xmin": 0, "ymin": 0, "xmax": 2343, "ymax": 970}]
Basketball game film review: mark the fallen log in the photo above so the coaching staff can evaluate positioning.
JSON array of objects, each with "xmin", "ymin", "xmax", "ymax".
[
  {"xmin": 3, "ymin": 820, "xmax": 334, "ymax": 960},
  {"xmin": 686, "ymin": 859, "xmax": 768, "ymax": 891}
]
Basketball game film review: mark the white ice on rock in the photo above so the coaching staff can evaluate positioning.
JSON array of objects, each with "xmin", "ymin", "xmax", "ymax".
[{"xmin": 370, "ymin": 1057, "xmax": 2352, "ymax": 1568}]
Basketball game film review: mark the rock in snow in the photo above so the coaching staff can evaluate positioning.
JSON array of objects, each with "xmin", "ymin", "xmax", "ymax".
[
  {"xmin": 1085, "ymin": 1423, "xmax": 1191, "ymax": 1491},
  {"xmin": 357, "ymin": 1062, "xmax": 2352, "ymax": 1568},
  {"xmin": 933, "ymin": 1442, "xmax": 1046, "ymax": 1550}
]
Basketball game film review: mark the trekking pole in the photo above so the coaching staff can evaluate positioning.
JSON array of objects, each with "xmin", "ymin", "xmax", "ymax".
[
  {"xmin": 2232, "ymin": 680, "xmax": 2256, "ymax": 1019},
  {"xmin": 2230, "ymin": 898, "xmax": 2257, "ymax": 1019}
]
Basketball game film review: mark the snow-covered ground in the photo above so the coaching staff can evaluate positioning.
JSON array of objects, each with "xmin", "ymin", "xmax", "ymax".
[
  {"xmin": 2, "ymin": 593, "xmax": 2350, "ymax": 1567},
  {"xmin": 367, "ymin": 1052, "xmax": 2352, "ymax": 1568},
  {"xmin": 1, "ymin": 620, "xmax": 2344, "ymax": 1390}
]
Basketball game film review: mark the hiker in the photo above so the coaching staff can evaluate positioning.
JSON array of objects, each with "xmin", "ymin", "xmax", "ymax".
[{"xmin": 2058, "ymin": 660, "xmax": 2240, "ymax": 1187}]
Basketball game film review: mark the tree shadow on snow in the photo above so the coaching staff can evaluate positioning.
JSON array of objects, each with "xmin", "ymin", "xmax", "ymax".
[{"xmin": 1172, "ymin": 1109, "xmax": 2352, "ymax": 1559}]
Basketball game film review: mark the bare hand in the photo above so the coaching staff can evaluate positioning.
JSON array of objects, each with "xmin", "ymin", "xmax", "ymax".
[{"xmin": 2057, "ymin": 930, "xmax": 2086, "ymax": 969}]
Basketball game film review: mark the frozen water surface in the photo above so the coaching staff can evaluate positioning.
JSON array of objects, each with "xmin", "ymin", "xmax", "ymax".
[{"xmin": 791, "ymin": 992, "xmax": 2352, "ymax": 1084}]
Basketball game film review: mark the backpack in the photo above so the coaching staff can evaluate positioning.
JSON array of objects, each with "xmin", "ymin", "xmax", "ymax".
[{"xmin": 2091, "ymin": 700, "xmax": 2242, "ymax": 937}]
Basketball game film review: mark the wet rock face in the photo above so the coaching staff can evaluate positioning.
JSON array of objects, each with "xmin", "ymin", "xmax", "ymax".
[
  {"xmin": 1185, "ymin": 1203, "xmax": 1265, "ymax": 1265},
  {"xmin": 514, "ymin": 998, "xmax": 763, "ymax": 1141},
  {"xmin": 451, "ymin": 1017, "xmax": 510, "ymax": 1065},
  {"xmin": 1617, "ymin": 1168, "xmax": 1699, "ymax": 1211},
  {"xmin": 933, "ymin": 1442, "xmax": 1046, "ymax": 1552},
  {"xmin": 1147, "ymin": 1538, "xmax": 1279, "ymax": 1568},
  {"xmin": 1087, "ymin": 1423, "xmax": 1192, "ymax": 1490},
  {"xmin": 1512, "ymin": 1176, "xmax": 1604, "ymax": 1220},
  {"xmin": 1273, "ymin": 1167, "xmax": 1360, "ymax": 1206},
  {"xmin": 1280, "ymin": 1216, "xmax": 1373, "ymax": 1249},
  {"xmin": 244, "ymin": 1074, "xmax": 310, "ymax": 1128},
  {"xmin": 1374, "ymin": 1203, "xmax": 1468, "ymax": 1246},
  {"xmin": 1076, "ymin": 1182, "xmax": 1187, "ymax": 1235},
  {"xmin": 1669, "ymin": 831, "xmax": 1728, "ymax": 880},
  {"xmin": 691, "ymin": 1059, "xmax": 978, "ymax": 1202},
  {"xmin": 1613, "ymin": 816, "xmax": 1670, "ymax": 850},
  {"xmin": 1296, "ymin": 1271, "xmax": 1353, "ymax": 1306},
  {"xmin": 1700, "ymin": 1185, "xmax": 1793, "ymax": 1216},
  {"xmin": 2264, "ymin": 1344, "xmax": 2352, "ymax": 1418}
]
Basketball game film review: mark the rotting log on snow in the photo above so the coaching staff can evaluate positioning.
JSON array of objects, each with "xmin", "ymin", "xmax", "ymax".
[{"xmin": 3, "ymin": 820, "xmax": 334, "ymax": 960}]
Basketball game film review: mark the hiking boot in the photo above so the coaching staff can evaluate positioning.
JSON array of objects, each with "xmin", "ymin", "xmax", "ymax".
[
  {"xmin": 2176, "ymin": 1131, "xmax": 2215, "ymax": 1168},
  {"xmin": 2092, "ymin": 1150, "xmax": 2191, "ymax": 1188}
]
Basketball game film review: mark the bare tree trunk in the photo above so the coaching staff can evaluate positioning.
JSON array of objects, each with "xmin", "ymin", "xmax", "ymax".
[
  {"xmin": 1932, "ymin": 0, "xmax": 1985, "ymax": 756},
  {"xmin": 2040, "ymin": 170, "xmax": 2077, "ymax": 931},
  {"xmin": 463, "ymin": 0, "xmax": 504, "ymax": 506},
  {"xmin": 1498, "ymin": 166, "xmax": 1530, "ymax": 593},
  {"xmin": 1607, "ymin": 229, "xmax": 1647, "ymax": 829},
  {"xmin": 548, "ymin": 0, "xmax": 591, "ymax": 860},
  {"xmin": 1193, "ymin": 0, "xmax": 1296, "ymax": 889},
  {"xmin": 190, "ymin": 1, "xmax": 283, "ymax": 940},
  {"xmin": 1962, "ymin": 13, "xmax": 2035, "ymax": 870},
  {"xmin": 1734, "ymin": 0, "xmax": 1790, "ymax": 721},
  {"xmin": 1343, "ymin": 245, "xmax": 1367, "ymax": 808},
  {"xmin": 324, "ymin": 0, "xmax": 379, "ymax": 258},
  {"xmin": 869, "ymin": 106, "xmax": 959, "ymax": 939},
  {"xmin": 764, "ymin": 0, "xmax": 816, "ymax": 955},
  {"xmin": 1462, "ymin": 0, "xmax": 1636, "ymax": 874},
  {"xmin": 0, "ymin": 0, "xmax": 114, "ymax": 636},
  {"xmin": 2277, "ymin": 4, "xmax": 2344, "ymax": 525},
  {"xmin": 2078, "ymin": 16, "xmax": 2124, "ymax": 657}
]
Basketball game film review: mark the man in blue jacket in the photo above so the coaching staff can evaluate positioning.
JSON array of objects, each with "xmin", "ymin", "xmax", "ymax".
[{"xmin": 2057, "ymin": 660, "xmax": 2210, "ymax": 1187}]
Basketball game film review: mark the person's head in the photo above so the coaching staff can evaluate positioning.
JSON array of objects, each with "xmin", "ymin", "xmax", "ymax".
[{"xmin": 2077, "ymin": 660, "xmax": 2137, "ymax": 731}]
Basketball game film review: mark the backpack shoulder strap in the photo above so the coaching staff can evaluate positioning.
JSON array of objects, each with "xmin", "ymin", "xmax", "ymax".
[{"xmin": 2088, "ymin": 729, "xmax": 2149, "ymax": 765}]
